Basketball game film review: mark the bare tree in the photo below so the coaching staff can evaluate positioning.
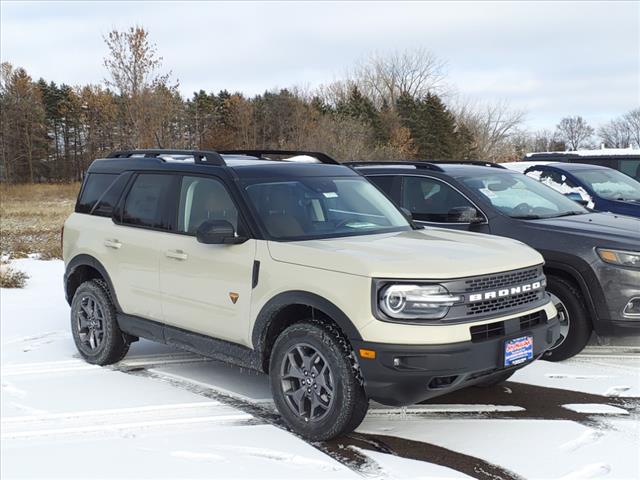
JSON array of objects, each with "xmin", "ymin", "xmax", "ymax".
[
  {"xmin": 555, "ymin": 116, "xmax": 594, "ymax": 151},
  {"xmin": 454, "ymin": 99, "xmax": 526, "ymax": 161},
  {"xmin": 350, "ymin": 48, "xmax": 446, "ymax": 108},
  {"xmin": 103, "ymin": 26, "xmax": 174, "ymax": 147},
  {"xmin": 599, "ymin": 108, "xmax": 640, "ymax": 149}
]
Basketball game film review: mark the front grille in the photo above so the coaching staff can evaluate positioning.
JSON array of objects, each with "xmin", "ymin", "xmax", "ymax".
[
  {"xmin": 466, "ymin": 290, "xmax": 541, "ymax": 315},
  {"xmin": 464, "ymin": 267, "xmax": 540, "ymax": 293},
  {"xmin": 470, "ymin": 321, "xmax": 505, "ymax": 341}
]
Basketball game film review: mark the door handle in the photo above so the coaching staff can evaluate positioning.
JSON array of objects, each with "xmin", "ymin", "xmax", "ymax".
[
  {"xmin": 104, "ymin": 239, "xmax": 122, "ymax": 249},
  {"xmin": 165, "ymin": 249, "xmax": 188, "ymax": 261}
]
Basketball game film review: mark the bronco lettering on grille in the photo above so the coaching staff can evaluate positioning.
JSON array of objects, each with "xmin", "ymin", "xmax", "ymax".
[{"xmin": 468, "ymin": 281, "xmax": 542, "ymax": 302}]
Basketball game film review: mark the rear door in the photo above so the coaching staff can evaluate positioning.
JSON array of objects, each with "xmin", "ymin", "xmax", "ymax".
[
  {"xmin": 158, "ymin": 174, "xmax": 256, "ymax": 345},
  {"xmin": 107, "ymin": 173, "xmax": 177, "ymax": 321}
]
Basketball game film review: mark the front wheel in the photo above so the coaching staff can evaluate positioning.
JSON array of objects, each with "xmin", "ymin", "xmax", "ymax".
[
  {"xmin": 269, "ymin": 321, "xmax": 369, "ymax": 441},
  {"xmin": 543, "ymin": 276, "xmax": 592, "ymax": 361}
]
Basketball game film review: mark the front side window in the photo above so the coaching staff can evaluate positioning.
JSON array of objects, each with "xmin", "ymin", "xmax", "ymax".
[
  {"xmin": 525, "ymin": 168, "xmax": 592, "ymax": 205},
  {"xmin": 243, "ymin": 177, "xmax": 410, "ymax": 240},
  {"xmin": 461, "ymin": 172, "xmax": 588, "ymax": 219},
  {"xmin": 122, "ymin": 174, "xmax": 174, "ymax": 229},
  {"xmin": 619, "ymin": 159, "xmax": 640, "ymax": 181},
  {"xmin": 401, "ymin": 176, "xmax": 479, "ymax": 223},
  {"xmin": 177, "ymin": 176, "xmax": 239, "ymax": 234},
  {"xmin": 571, "ymin": 169, "xmax": 640, "ymax": 201}
]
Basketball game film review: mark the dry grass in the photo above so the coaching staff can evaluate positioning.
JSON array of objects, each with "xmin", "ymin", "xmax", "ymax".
[
  {"xmin": 1, "ymin": 183, "xmax": 80, "ymax": 260},
  {"xmin": 0, "ymin": 261, "xmax": 29, "ymax": 288}
]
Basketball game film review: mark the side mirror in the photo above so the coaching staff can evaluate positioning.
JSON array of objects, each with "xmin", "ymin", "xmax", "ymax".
[
  {"xmin": 196, "ymin": 220, "xmax": 247, "ymax": 245},
  {"xmin": 564, "ymin": 192, "xmax": 589, "ymax": 207},
  {"xmin": 447, "ymin": 206, "xmax": 484, "ymax": 224}
]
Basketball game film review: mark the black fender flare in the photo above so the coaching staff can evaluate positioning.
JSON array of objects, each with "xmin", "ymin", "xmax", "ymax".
[
  {"xmin": 543, "ymin": 260, "xmax": 599, "ymax": 320},
  {"xmin": 251, "ymin": 290, "xmax": 363, "ymax": 356},
  {"xmin": 64, "ymin": 254, "xmax": 121, "ymax": 311}
]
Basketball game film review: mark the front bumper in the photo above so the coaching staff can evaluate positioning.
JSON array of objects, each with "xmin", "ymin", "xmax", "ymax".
[
  {"xmin": 590, "ymin": 262, "xmax": 640, "ymax": 335},
  {"xmin": 352, "ymin": 312, "xmax": 560, "ymax": 406}
]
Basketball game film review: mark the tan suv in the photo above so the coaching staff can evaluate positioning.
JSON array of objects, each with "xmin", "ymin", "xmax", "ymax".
[{"xmin": 63, "ymin": 149, "xmax": 560, "ymax": 440}]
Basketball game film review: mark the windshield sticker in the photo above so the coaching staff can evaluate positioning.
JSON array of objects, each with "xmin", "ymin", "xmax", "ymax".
[{"xmin": 322, "ymin": 192, "xmax": 338, "ymax": 198}]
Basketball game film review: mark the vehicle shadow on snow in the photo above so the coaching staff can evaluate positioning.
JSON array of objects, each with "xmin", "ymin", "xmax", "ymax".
[{"xmin": 114, "ymin": 361, "xmax": 637, "ymax": 480}]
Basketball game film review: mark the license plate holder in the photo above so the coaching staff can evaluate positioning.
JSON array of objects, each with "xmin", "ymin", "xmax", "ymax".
[{"xmin": 504, "ymin": 335, "xmax": 533, "ymax": 367}]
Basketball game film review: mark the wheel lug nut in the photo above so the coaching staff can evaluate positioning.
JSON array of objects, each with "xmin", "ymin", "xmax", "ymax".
[{"xmin": 307, "ymin": 388, "xmax": 311, "ymax": 393}]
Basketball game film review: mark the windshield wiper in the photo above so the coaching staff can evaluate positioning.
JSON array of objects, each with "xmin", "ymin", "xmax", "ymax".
[
  {"xmin": 511, "ymin": 214, "xmax": 543, "ymax": 219},
  {"xmin": 552, "ymin": 211, "xmax": 586, "ymax": 218}
]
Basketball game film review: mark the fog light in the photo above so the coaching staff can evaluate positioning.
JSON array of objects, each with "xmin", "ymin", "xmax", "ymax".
[{"xmin": 623, "ymin": 297, "xmax": 640, "ymax": 317}]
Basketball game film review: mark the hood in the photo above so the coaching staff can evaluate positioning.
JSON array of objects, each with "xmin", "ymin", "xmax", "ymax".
[
  {"xmin": 601, "ymin": 199, "xmax": 640, "ymax": 218},
  {"xmin": 267, "ymin": 228, "xmax": 544, "ymax": 279},
  {"xmin": 526, "ymin": 212, "xmax": 640, "ymax": 249}
]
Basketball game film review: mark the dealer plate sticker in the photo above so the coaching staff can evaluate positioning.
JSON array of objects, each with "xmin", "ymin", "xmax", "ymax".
[{"xmin": 504, "ymin": 336, "xmax": 533, "ymax": 367}]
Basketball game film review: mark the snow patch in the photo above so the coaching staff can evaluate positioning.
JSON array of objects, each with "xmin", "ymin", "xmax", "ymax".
[
  {"xmin": 170, "ymin": 450, "xmax": 226, "ymax": 462},
  {"xmin": 562, "ymin": 404, "xmax": 629, "ymax": 415},
  {"xmin": 560, "ymin": 429, "xmax": 604, "ymax": 452},
  {"xmin": 604, "ymin": 386, "xmax": 631, "ymax": 397},
  {"xmin": 558, "ymin": 463, "xmax": 612, "ymax": 479}
]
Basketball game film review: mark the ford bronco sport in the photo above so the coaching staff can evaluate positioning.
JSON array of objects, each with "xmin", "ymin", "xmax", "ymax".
[{"xmin": 63, "ymin": 149, "xmax": 560, "ymax": 440}]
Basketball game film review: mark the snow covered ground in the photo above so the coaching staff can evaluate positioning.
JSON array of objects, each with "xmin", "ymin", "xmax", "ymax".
[{"xmin": 2, "ymin": 259, "xmax": 639, "ymax": 479}]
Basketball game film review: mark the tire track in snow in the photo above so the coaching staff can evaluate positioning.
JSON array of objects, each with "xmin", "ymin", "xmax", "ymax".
[{"xmin": 115, "ymin": 365, "xmax": 526, "ymax": 479}]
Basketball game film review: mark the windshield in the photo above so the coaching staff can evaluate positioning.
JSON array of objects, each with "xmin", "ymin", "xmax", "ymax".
[
  {"xmin": 244, "ymin": 176, "xmax": 411, "ymax": 240},
  {"xmin": 460, "ymin": 172, "xmax": 589, "ymax": 219},
  {"xmin": 571, "ymin": 169, "xmax": 640, "ymax": 201}
]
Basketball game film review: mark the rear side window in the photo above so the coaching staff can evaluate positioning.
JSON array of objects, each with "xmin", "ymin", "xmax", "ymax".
[
  {"xmin": 121, "ymin": 174, "xmax": 174, "ymax": 230},
  {"xmin": 76, "ymin": 174, "xmax": 117, "ymax": 214},
  {"xmin": 91, "ymin": 173, "xmax": 131, "ymax": 217}
]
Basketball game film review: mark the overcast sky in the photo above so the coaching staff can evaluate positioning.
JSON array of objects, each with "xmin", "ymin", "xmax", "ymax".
[{"xmin": 2, "ymin": 1, "xmax": 638, "ymax": 130}]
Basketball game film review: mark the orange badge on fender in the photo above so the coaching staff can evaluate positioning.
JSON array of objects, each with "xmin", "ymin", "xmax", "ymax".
[{"xmin": 229, "ymin": 292, "xmax": 239, "ymax": 304}]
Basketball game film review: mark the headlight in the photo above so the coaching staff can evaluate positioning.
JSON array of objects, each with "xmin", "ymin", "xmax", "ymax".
[
  {"xmin": 379, "ymin": 284, "xmax": 461, "ymax": 320},
  {"xmin": 597, "ymin": 248, "xmax": 640, "ymax": 268}
]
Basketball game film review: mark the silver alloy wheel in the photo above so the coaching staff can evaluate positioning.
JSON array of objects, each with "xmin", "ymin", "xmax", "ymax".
[
  {"xmin": 548, "ymin": 292, "xmax": 570, "ymax": 350},
  {"xmin": 280, "ymin": 343, "xmax": 335, "ymax": 423},
  {"xmin": 76, "ymin": 294, "xmax": 105, "ymax": 351}
]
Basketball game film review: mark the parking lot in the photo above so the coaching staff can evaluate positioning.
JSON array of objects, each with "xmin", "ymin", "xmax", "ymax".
[{"xmin": 2, "ymin": 259, "xmax": 638, "ymax": 479}]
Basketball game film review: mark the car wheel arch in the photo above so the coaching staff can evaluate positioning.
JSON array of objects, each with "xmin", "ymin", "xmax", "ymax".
[
  {"xmin": 543, "ymin": 262, "xmax": 597, "ymax": 319},
  {"xmin": 65, "ymin": 254, "xmax": 121, "ymax": 311},
  {"xmin": 252, "ymin": 291, "xmax": 362, "ymax": 373}
]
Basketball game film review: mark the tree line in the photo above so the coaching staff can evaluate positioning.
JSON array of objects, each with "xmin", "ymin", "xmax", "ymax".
[{"xmin": 1, "ymin": 27, "xmax": 638, "ymax": 183}]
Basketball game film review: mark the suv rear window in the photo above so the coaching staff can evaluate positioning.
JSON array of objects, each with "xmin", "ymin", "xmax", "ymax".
[
  {"xmin": 76, "ymin": 173, "xmax": 117, "ymax": 214},
  {"xmin": 121, "ymin": 174, "xmax": 174, "ymax": 229}
]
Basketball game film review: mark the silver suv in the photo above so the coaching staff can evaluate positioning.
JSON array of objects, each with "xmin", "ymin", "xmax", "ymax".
[{"xmin": 63, "ymin": 149, "xmax": 560, "ymax": 440}]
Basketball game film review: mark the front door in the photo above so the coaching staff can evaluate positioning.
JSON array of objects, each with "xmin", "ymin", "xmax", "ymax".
[{"xmin": 158, "ymin": 175, "xmax": 256, "ymax": 345}]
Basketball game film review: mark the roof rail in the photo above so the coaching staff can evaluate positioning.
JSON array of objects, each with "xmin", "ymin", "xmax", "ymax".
[
  {"xmin": 345, "ymin": 161, "xmax": 445, "ymax": 172},
  {"xmin": 217, "ymin": 149, "xmax": 339, "ymax": 165},
  {"xmin": 428, "ymin": 160, "xmax": 506, "ymax": 169},
  {"xmin": 107, "ymin": 149, "xmax": 225, "ymax": 166}
]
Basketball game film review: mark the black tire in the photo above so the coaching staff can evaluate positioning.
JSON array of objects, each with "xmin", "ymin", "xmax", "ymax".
[
  {"xmin": 474, "ymin": 369, "xmax": 515, "ymax": 387},
  {"xmin": 543, "ymin": 275, "xmax": 592, "ymax": 362},
  {"xmin": 269, "ymin": 321, "xmax": 369, "ymax": 441},
  {"xmin": 70, "ymin": 279, "xmax": 130, "ymax": 365}
]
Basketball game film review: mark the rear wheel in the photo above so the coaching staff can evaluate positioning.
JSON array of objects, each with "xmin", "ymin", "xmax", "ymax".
[
  {"xmin": 269, "ymin": 321, "xmax": 368, "ymax": 441},
  {"xmin": 543, "ymin": 276, "xmax": 592, "ymax": 361},
  {"xmin": 70, "ymin": 279, "xmax": 130, "ymax": 365}
]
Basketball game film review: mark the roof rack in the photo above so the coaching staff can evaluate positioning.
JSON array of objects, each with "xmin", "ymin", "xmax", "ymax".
[
  {"xmin": 107, "ymin": 149, "xmax": 225, "ymax": 166},
  {"xmin": 428, "ymin": 160, "xmax": 506, "ymax": 169},
  {"xmin": 217, "ymin": 149, "xmax": 339, "ymax": 165},
  {"xmin": 345, "ymin": 161, "xmax": 445, "ymax": 172}
]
